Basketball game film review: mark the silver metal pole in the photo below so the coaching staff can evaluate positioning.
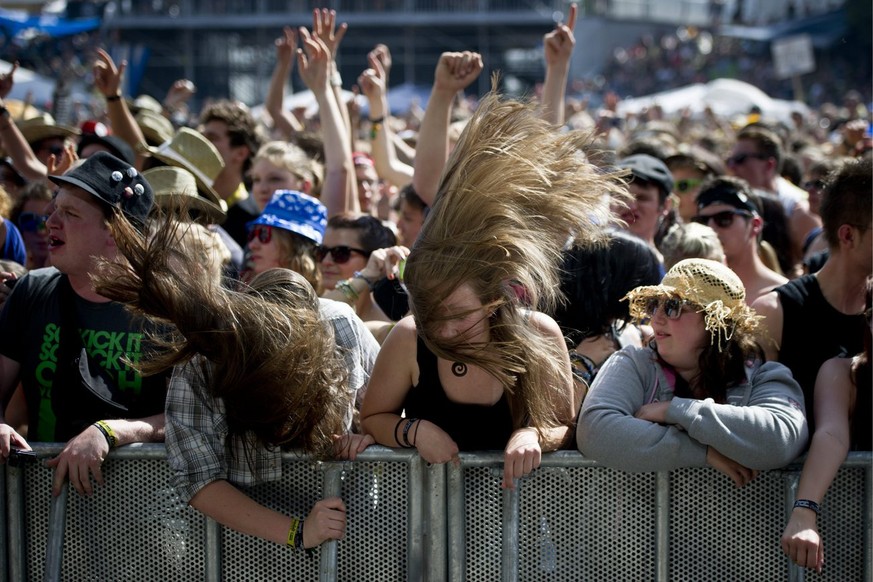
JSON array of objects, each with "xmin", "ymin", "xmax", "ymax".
[
  {"xmin": 408, "ymin": 455, "xmax": 425, "ymax": 582},
  {"xmin": 0, "ymin": 464, "xmax": 7, "ymax": 582},
  {"xmin": 7, "ymin": 465, "xmax": 26, "ymax": 582},
  {"xmin": 425, "ymin": 462, "xmax": 446, "ymax": 582},
  {"xmin": 447, "ymin": 461, "xmax": 466, "ymax": 582},
  {"xmin": 203, "ymin": 517, "xmax": 222, "ymax": 582},
  {"xmin": 43, "ymin": 482, "xmax": 68, "ymax": 582},
  {"xmin": 655, "ymin": 471, "xmax": 669, "ymax": 582},
  {"xmin": 319, "ymin": 464, "xmax": 342, "ymax": 582},
  {"xmin": 501, "ymin": 482, "xmax": 519, "ymax": 582}
]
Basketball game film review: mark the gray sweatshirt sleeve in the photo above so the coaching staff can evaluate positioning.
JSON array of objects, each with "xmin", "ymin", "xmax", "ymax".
[
  {"xmin": 576, "ymin": 347, "xmax": 708, "ymax": 472},
  {"xmin": 664, "ymin": 361, "xmax": 808, "ymax": 470}
]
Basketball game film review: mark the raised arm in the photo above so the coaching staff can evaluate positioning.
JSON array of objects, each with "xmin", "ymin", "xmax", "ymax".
[
  {"xmin": 540, "ymin": 3, "xmax": 576, "ymax": 126},
  {"xmin": 265, "ymin": 26, "xmax": 304, "ymax": 140},
  {"xmin": 298, "ymin": 26, "xmax": 357, "ymax": 216},
  {"xmin": 93, "ymin": 49, "xmax": 149, "ymax": 170},
  {"xmin": 358, "ymin": 53, "xmax": 413, "ymax": 188},
  {"xmin": 412, "ymin": 51, "xmax": 483, "ymax": 206},
  {"xmin": 781, "ymin": 357, "xmax": 854, "ymax": 573},
  {"xmin": 313, "ymin": 9, "xmax": 353, "ymax": 158},
  {"xmin": 0, "ymin": 62, "xmax": 47, "ymax": 181}
]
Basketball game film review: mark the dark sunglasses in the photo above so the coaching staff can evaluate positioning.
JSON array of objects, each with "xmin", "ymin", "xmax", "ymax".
[
  {"xmin": 644, "ymin": 297, "xmax": 696, "ymax": 320},
  {"xmin": 247, "ymin": 225, "xmax": 272, "ymax": 244},
  {"xmin": 803, "ymin": 179, "xmax": 825, "ymax": 190},
  {"xmin": 38, "ymin": 144, "xmax": 64, "ymax": 157},
  {"xmin": 18, "ymin": 211, "xmax": 48, "ymax": 233},
  {"xmin": 315, "ymin": 245, "xmax": 370, "ymax": 264},
  {"xmin": 692, "ymin": 210, "xmax": 753, "ymax": 228},
  {"xmin": 674, "ymin": 178, "xmax": 703, "ymax": 194},
  {"xmin": 726, "ymin": 152, "xmax": 768, "ymax": 166}
]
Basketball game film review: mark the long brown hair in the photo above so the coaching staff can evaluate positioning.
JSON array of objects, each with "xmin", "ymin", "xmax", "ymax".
[
  {"xmin": 94, "ymin": 212, "xmax": 348, "ymax": 458},
  {"xmin": 404, "ymin": 88, "xmax": 628, "ymax": 431}
]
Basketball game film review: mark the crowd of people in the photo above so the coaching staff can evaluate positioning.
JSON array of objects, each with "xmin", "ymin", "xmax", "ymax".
[{"xmin": 0, "ymin": 4, "xmax": 869, "ymax": 574}]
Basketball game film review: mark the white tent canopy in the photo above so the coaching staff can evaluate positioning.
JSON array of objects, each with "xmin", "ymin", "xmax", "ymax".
[
  {"xmin": 616, "ymin": 78, "xmax": 808, "ymax": 125},
  {"xmin": 0, "ymin": 58, "xmax": 90, "ymax": 110}
]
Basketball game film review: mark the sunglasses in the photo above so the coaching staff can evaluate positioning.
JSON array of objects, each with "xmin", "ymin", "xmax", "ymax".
[
  {"xmin": 644, "ymin": 297, "xmax": 696, "ymax": 320},
  {"xmin": 726, "ymin": 152, "xmax": 769, "ymax": 166},
  {"xmin": 315, "ymin": 245, "xmax": 370, "ymax": 264},
  {"xmin": 247, "ymin": 225, "xmax": 272, "ymax": 244},
  {"xmin": 803, "ymin": 179, "xmax": 825, "ymax": 190},
  {"xmin": 674, "ymin": 178, "xmax": 703, "ymax": 194},
  {"xmin": 38, "ymin": 144, "xmax": 64, "ymax": 157},
  {"xmin": 18, "ymin": 211, "xmax": 49, "ymax": 233},
  {"xmin": 692, "ymin": 210, "xmax": 753, "ymax": 228}
]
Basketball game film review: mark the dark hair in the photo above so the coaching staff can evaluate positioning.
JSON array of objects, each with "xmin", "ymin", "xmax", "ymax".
[
  {"xmin": 397, "ymin": 183, "xmax": 427, "ymax": 213},
  {"xmin": 820, "ymin": 157, "xmax": 872, "ymax": 249},
  {"xmin": 737, "ymin": 126, "xmax": 783, "ymax": 171},
  {"xmin": 327, "ymin": 213, "xmax": 396, "ymax": 252},
  {"xmin": 555, "ymin": 231, "xmax": 661, "ymax": 346},
  {"xmin": 199, "ymin": 100, "xmax": 263, "ymax": 173},
  {"xmin": 780, "ymin": 154, "xmax": 803, "ymax": 186},
  {"xmin": 756, "ymin": 192, "xmax": 794, "ymax": 274}
]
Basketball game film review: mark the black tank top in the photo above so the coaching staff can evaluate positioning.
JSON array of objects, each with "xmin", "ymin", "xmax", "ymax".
[
  {"xmin": 776, "ymin": 274, "xmax": 865, "ymax": 432},
  {"xmin": 404, "ymin": 337, "xmax": 514, "ymax": 451}
]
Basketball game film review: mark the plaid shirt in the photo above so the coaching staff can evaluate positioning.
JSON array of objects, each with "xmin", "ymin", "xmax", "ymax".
[{"xmin": 165, "ymin": 299, "xmax": 379, "ymax": 503}]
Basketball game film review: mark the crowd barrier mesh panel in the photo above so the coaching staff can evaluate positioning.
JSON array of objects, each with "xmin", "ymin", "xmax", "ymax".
[
  {"xmin": 24, "ymin": 456, "xmax": 206, "ymax": 581},
  {"xmin": 221, "ymin": 457, "xmax": 409, "ymax": 580},
  {"xmin": 809, "ymin": 466, "xmax": 866, "ymax": 582},
  {"xmin": 464, "ymin": 466, "xmax": 504, "ymax": 579},
  {"xmin": 518, "ymin": 467, "xmax": 656, "ymax": 581}
]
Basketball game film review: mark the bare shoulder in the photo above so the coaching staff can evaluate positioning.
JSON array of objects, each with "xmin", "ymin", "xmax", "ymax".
[
  {"xmin": 527, "ymin": 310, "xmax": 562, "ymax": 336},
  {"xmin": 751, "ymin": 289, "xmax": 782, "ymax": 319}
]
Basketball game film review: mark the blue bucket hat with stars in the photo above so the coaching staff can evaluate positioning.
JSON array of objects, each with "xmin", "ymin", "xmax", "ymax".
[
  {"xmin": 247, "ymin": 190, "xmax": 327, "ymax": 245},
  {"xmin": 49, "ymin": 151, "xmax": 154, "ymax": 228}
]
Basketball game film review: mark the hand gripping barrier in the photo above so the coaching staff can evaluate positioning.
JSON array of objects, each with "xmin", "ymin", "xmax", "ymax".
[{"xmin": 2, "ymin": 445, "xmax": 870, "ymax": 581}]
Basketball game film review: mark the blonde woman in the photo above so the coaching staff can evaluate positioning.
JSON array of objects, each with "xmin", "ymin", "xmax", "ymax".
[{"xmin": 361, "ymin": 91, "xmax": 625, "ymax": 488}]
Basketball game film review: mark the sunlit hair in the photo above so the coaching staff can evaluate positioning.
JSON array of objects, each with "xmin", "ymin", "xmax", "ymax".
[
  {"xmin": 273, "ymin": 228, "xmax": 322, "ymax": 294},
  {"xmin": 254, "ymin": 140, "xmax": 320, "ymax": 190},
  {"xmin": 0, "ymin": 185, "xmax": 11, "ymax": 218},
  {"xmin": 94, "ymin": 212, "xmax": 348, "ymax": 458},
  {"xmin": 405, "ymin": 88, "xmax": 627, "ymax": 431},
  {"xmin": 163, "ymin": 220, "xmax": 230, "ymax": 287},
  {"xmin": 660, "ymin": 222, "xmax": 725, "ymax": 270}
]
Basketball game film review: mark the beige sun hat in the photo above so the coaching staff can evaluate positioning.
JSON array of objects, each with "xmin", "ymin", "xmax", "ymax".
[
  {"xmin": 624, "ymin": 258, "xmax": 761, "ymax": 350},
  {"xmin": 135, "ymin": 109, "xmax": 174, "ymax": 147},
  {"xmin": 18, "ymin": 112, "xmax": 80, "ymax": 145},
  {"xmin": 148, "ymin": 127, "xmax": 226, "ymax": 212},
  {"xmin": 143, "ymin": 166, "xmax": 226, "ymax": 225}
]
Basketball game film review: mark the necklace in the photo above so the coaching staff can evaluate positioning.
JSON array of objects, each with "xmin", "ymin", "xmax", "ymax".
[{"xmin": 451, "ymin": 362, "xmax": 468, "ymax": 377}]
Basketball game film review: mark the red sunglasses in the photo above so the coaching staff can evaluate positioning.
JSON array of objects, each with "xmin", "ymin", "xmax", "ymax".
[{"xmin": 247, "ymin": 225, "xmax": 273, "ymax": 244}]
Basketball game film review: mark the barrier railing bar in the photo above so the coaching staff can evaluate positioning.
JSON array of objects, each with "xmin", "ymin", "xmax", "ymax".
[
  {"xmin": 0, "ymin": 461, "xmax": 7, "ymax": 582},
  {"xmin": 319, "ymin": 464, "xmax": 342, "ymax": 582},
  {"xmin": 7, "ymin": 465, "xmax": 27, "ymax": 582},
  {"xmin": 866, "ymin": 461, "xmax": 872, "ymax": 582},
  {"xmin": 42, "ymin": 482, "xmax": 68, "ymax": 582},
  {"xmin": 407, "ymin": 455, "xmax": 425, "ymax": 582},
  {"xmin": 655, "ymin": 471, "xmax": 669, "ymax": 582},
  {"xmin": 204, "ymin": 517, "xmax": 222, "ymax": 582},
  {"xmin": 501, "ymin": 481, "xmax": 519, "ymax": 582},
  {"xmin": 424, "ymin": 461, "xmax": 445, "ymax": 582},
  {"xmin": 447, "ymin": 462, "xmax": 465, "ymax": 582}
]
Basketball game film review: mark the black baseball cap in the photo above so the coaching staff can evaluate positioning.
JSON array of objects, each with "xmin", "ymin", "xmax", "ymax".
[
  {"xmin": 77, "ymin": 134, "xmax": 136, "ymax": 166},
  {"xmin": 49, "ymin": 151, "xmax": 154, "ymax": 227},
  {"xmin": 697, "ymin": 178, "xmax": 760, "ymax": 215},
  {"xmin": 618, "ymin": 154, "xmax": 673, "ymax": 199}
]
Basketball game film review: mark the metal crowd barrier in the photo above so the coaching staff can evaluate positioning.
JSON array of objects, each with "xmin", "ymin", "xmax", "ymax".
[{"xmin": 2, "ymin": 444, "xmax": 870, "ymax": 581}]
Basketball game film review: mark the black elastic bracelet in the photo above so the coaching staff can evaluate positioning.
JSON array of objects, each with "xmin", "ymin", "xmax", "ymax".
[
  {"xmin": 793, "ymin": 499, "xmax": 821, "ymax": 515},
  {"xmin": 402, "ymin": 418, "xmax": 418, "ymax": 448},
  {"xmin": 368, "ymin": 116, "xmax": 385, "ymax": 124},
  {"xmin": 394, "ymin": 417, "xmax": 408, "ymax": 448},
  {"xmin": 106, "ymin": 94, "xmax": 122, "ymax": 102}
]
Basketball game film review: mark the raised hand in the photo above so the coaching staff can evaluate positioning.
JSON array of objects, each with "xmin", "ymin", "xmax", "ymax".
[
  {"xmin": 357, "ymin": 52, "xmax": 387, "ymax": 105},
  {"xmin": 93, "ymin": 48, "xmax": 125, "ymax": 98},
  {"xmin": 312, "ymin": 8, "xmax": 347, "ymax": 59},
  {"xmin": 368, "ymin": 44, "xmax": 392, "ymax": 81},
  {"xmin": 275, "ymin": 26, "xmax": 297, "ymax": 65},
  {"xmin": 433, "ymin": 51, "xmax": 484, "ymax": 95},
  {"xmin": 297, "ymin": 28, "xmax": 331, "ymax": 94},
  {"xmin": 164, "ymin": 79, "xmax": 196, "ymax": 111},
  {"xmin": 46, "ymin": 143, "xmax": 78, "ymax": 176},
  {"xmin": 0, "ymin": 61, "xmax": 17, "ymax": 99},
  {"xmin": 543, "ymin": 3, "xmax": 577, "ymax": 67}
]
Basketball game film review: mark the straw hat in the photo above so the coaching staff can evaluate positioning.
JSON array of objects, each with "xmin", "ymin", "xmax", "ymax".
[
  {"xmin": 135, "ymin": 109, "xmax": 174, "ymax": 147},
  {"xmin": 148, "ymin": 127, "xmax": 226, "ymax": 212},
  {"xmin": 143, "ymin": 166, "xmax": 226, "ymax": 225},
  {"xmin": 624, "ymin": 258, "xmax": 761, "ymax": 350},
  {"xmin": 17, "ymin": 112, "xmax": 79, "ymax": 145}
]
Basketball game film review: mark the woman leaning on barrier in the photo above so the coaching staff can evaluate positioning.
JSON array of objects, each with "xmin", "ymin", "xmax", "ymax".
[
  {"xmin": 94, "ymin": 215, "xmax": 373, "ymax": 552},
  {"xmin": 360, "ymin": 89, "xmax": 627, "ymax": 489},
  {"xmin": 781, "ymin": 277, "xmax": 871, "ymax": 573},
  {"xmin": 577, "ymin": 259, "xmax": 809, "ymax": 486}
]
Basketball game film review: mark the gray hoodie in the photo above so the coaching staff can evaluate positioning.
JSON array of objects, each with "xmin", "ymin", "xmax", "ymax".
[{"xmin": 577, "ymin": 345, "xmax": 808, "ymax": 472}]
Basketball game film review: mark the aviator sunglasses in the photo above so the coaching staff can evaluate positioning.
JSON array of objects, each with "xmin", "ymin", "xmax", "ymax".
[
  {"xmin": 315, "ymin": 245, "xmax": 371, "ymax": 264},
  {"xmin": 644, "ymin": 297, "xmax": 697, "ymax": 320},
  {"xmin": 692, "ymin": 210, "xmax": 753, "ymax": 229},
  {"xmin": 18, "ymin": 212, "xmax": 49, "ymax": 233}
]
